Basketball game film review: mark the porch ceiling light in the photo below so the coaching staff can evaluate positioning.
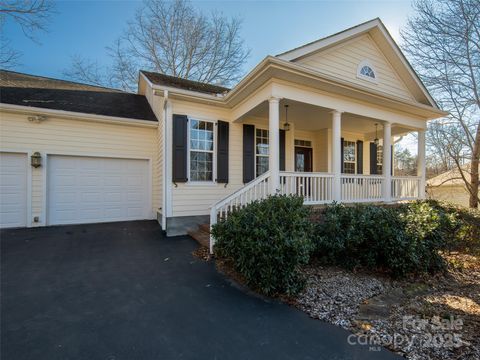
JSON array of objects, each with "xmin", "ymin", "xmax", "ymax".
[
  {"xmin": 31, "ymin": 152, "xmax": 42, "ymax": 168},
  {"xmin": 283, "ymin": 104, "xmax": 290, "ymax": 131},
  {"xmin": 374, "ymin": 123, "xmax": 379, "ymax": 145}
]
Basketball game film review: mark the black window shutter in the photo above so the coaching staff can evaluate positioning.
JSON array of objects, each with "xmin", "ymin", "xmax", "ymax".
[
  {"xmin": 356, "ymin": 140, "xmax": 363, "ymax": 174},
  {"xmin": 243, "ymin": 124, "xmax": 255, "ymax": 183},
  {"xmin": 279, "ymin": 129, "xmax": 286, "ymax": 171},
  {"xmin": 216, "ymin": 120, "xmax": 229, "ymax": 183},
  {"xmin": 370, "ymin": 142, "xmax": 378, "ymax": 175},
  {"xmin": 172, "ymin": 114, "xmax": 188, "ymax": 182},
  {"xmin": 340, "ymin": 137, "xmax": 344, "ymax": 173}
]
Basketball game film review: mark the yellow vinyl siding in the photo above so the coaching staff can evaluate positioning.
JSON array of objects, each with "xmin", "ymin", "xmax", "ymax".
[
  {"xmin": 0, "ymin": 113, "xmax": 159, "ymax": 226},
  {"xmin": 171, "ymin": 100, "xmax": 244, "ymax": 217},
  {"xmin": 295, "ymin": 34, "xmax": 414, "ymax": 102},
  {"xmin": 169, "ymin": 98, "xmax": 377, "ymax": 217}
]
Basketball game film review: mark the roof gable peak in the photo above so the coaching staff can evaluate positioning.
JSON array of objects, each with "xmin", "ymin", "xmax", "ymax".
[{"xmin": 276, "ymin": 18, "xmax": 438, "ymax": 108}]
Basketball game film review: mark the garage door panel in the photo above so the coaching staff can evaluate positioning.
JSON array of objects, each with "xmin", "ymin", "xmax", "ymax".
[
  {"xmin": 104, "ymin": 192, "xmax": 122, "ymax": 202},
  {"xmin": 48, "ymin": 156, "xmax": 149, "ymax": 225},
  {"xmin": 0, "ymin": 153, "xmax": 27, "ymax": 228}
]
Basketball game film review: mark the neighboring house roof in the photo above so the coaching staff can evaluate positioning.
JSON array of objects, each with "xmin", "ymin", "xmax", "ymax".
[
  {"xmin": 141, "ymin": 71, "xmax": 230, "ymax": 96},
  {"xmin": 427, "ymin": 163, "xmax": 478, "ymax": 187},
  {"xmin": 0, "ymin": 70, "xmax": 157, "ymax": 122}
]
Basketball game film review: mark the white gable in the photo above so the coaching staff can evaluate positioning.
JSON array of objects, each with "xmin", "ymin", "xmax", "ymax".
[{"xmin": 294, "ymin": 34, "xmax": 415, "ymax": 102}]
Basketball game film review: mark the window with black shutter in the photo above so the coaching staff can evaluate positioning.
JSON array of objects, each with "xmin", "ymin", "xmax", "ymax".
[
  {"xmin": 356, "ymin": 140, "xmax": 363, "ymax": 174},
  {"xmin": 243, "ymin": 125, "xmax": 255, "ymax": 183},
  {"xmin": 216, "ymin": 121, "xmax": 229, "ymax": 183},
  {"xmin": 172, "ymin": 114, "xmax": 188, "ymax": 182}
]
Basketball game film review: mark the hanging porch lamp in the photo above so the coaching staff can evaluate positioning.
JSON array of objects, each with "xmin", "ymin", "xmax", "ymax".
[
  {"xmin": 283, "ymin": 104, "xmax": 290, "ymax": 131},
  {"xmin": 374, "ymin": 123, "xmax": 379, "ymax": 145}
]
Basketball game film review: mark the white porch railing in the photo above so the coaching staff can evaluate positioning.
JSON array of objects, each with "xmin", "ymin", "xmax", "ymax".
[
  {"xmin": 392, "ymin": 176, "xmax": 421, "ymax": 200},
  {"xmin": 209, "ymin": 171, "xmax": 423, "ymax": 253},
  {"xmin": 209, "ymin": 171, "xmax": 271, "ymax": 252},
  {"xmin": 341, "ymin": 175, "xmax": 385, "ymax": 203},
  {"xmin": 279, "ymin": 172, "xmax": 334, "ymax": 204}
]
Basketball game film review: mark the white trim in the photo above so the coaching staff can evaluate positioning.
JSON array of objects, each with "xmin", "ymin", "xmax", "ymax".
[
  {"xmin": 342, "ymin": 139, "xmax": 357, "ymax": 174},
  {"xmin": 27, "ymin": 151, "xmax": 32, "ymax": 227},
  {"xmin": 186, "ymin": 117, "xmax": 216, "ymax": 184},
  {"xmin": 254, "ymin": 125, "xmax": 270, "ymax": 178},
  {"xmin": 161, "ymin": 91, "xmax": 168, "ymax": 229},
  {"xmin": 0, "ymin": 103, "xmax": 159, "ymax": 128},
  {"xmin": 277, "ymin": 19, "xmax": 381, "ymax": 61},
  {"xmin": 165, "ymin": 99, "xmax": 173, "ymax": 217},
  {"xmin": 148, "ymin": 56, "xmax": 446, "ymax": 119}
]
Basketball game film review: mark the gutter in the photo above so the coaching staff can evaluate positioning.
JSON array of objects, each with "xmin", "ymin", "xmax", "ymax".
[
  {"xmin": 0, "ymin": 103, "xmax": 159, "ymax": 128},
  {"xmin": 147, "ymin": 57, "xmax": 448, "ymax": 119}
]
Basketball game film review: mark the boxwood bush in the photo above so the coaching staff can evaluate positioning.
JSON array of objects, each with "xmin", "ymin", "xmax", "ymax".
[
  {"xmin": 314, "ymin": 201, "xmax": 463, "ymax": 277},
  {"xmin": 211, "ymin": 195, "xmax": 314, "ymax": 296}
]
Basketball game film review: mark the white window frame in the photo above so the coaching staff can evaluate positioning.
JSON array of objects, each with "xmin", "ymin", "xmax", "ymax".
[
  {"xmin": 377, "ymin": 144, "xmax": 383, "ymax": 173},
  {"xmin": 357, "ymin": 60, "xmax": 378, "ymax": 84},
  {"xmin": 187, "ymin": 117, "xmax": 216, "ymax": 184},
  {"xmin": 294, "ymin": 139, "xmax": 312, "ymax": 148},
  {"xmin": 255, "ymin": 126, "xmax": 269, "ymax": 178},
  {"xmin": 343, "ymin": 140, "xmax": 356, "ymax": 174}
]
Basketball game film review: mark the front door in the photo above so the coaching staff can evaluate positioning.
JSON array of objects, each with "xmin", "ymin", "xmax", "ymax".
[
  {"xmin": 294, "ymin": 147, "xmax": 313, "ymax": 197},
  {"xmin": 295, "ymin": 147, "xmax": 313, "ymax": 172}
]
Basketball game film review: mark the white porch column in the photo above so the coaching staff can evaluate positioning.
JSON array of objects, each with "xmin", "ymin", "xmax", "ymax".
[
  {"xmin": 383, "ymin": 122, "xmax": 392, "ymax": 202},
  {"xmin": 331, "ymin": 110, "xmax": 342, "ymax": 201},
  {"xmin": 417, "ymin": 129, "xmax": 426, "ymax": 199},
  {"xmin": 269, "ymin": 97, "xmax": 280, "ymax": 194}
]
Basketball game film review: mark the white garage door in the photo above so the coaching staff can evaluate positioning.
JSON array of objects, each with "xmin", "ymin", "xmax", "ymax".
[
  {"xmin": 0, "ymin": 152, "xmax": 28, "ymax": 228},
  {"xmin": 48, "ymin": 156, "xmax": 150, "ymax": 225}
]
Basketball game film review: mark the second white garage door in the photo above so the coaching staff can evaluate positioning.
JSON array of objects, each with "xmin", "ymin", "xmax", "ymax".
[
  {"xmin": 48, "ymin": 156, "xmax": 150, "ymax": 225},
  {"xmin": 0, "ymin": 152, "xmax": 27, "ymax": 228}
]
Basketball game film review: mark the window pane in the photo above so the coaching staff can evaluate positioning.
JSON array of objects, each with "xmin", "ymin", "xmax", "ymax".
[
  {"xmin": 255, "ymin": 128, "xmax": 270, "ymax": 176},
  {"xmin": 256, "ymin": 129, "xmax": 269, "ymax": 155},
  {"xmin": 189, "ymin": 119, "xmax": 214, "ymax": 181},
  {"xmin": 343, "ymin": 141, "xmax": 356, "ymax": 162},
  {"xmin": 377, "ymin": 145, "xmax": 383, "ymax": 165},
  {"xmin": 190, "ymin": 151, "xmax": 213, "ymax": 181},
  {"xmin": 190, "ymin": 120, "xmax": 214, "ymax": 150},
  {"xmin": 343, "ymin": 162, "xmax": 355, "ymax": 174},
  {"xmin": 360, "ymin": 66, "xmax": 375, "ymax": 79},
  {"xmin": 256, "ymin": 156, "xmax": 269, "ymax": 176}
]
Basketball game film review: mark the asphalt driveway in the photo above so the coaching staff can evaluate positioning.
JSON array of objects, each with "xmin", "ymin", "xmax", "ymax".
[{"xmin": 1, "ymin": 220, "xmax": 399, "ymax": 360}]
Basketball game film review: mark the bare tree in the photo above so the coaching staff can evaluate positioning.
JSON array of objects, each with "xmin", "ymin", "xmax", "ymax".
[
  {"xmin": 401, "ymin": 0, "xmax": 480, "ymax": 208},
  {"xmin": 65, "ymin": 0, "xmax": 249, "ymax": 92},
  {"xmin": 0, "ymin": 0, "xmax": 55, "ymax": 67}
]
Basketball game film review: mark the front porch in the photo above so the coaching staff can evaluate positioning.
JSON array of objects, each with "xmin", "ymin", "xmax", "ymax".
[{"xmin": 210, "ymin": 96, "xmax": 427, "ymax": 251}]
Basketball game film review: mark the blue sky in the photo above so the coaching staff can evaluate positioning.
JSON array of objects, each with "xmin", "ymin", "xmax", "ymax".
[{"xmin": 3, "ymin": 0, "xmax": 414, "ymax": 80}]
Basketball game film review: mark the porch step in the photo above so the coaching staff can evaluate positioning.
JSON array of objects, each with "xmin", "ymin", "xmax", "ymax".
[
  {"xmin": 187, "ymin": 223, "xmax": 210, "ymax": 248},
  {"xmin": 199, "ymin": 223, "xmax": 211, "ymax": 234}
]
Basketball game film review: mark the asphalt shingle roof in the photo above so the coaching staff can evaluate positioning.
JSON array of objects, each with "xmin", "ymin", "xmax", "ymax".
[
  {"xmin": 141, "ymin": 70, "xmax": 230, "ymax": 95},
  {"xmin": 0, "ymin": 70, "xmax": 157, "ymax": 122}
]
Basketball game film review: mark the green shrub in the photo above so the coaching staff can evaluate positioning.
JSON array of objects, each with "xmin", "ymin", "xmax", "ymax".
[
  {"xmin": 424, "ymin": 200, "xmax": 480, "ymax": 255},
  {"xmin": 211, "ymin": 195, "xmax": 314, "ymax": 296},
  {"xmin": 314, "ymin": 201, "xmax": 465, "ymax": 277}
]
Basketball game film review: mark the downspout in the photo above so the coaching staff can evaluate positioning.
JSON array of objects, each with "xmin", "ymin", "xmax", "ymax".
[{"xmin": 162, "ymin": 90, "xmax": 169, "ymax": 230}]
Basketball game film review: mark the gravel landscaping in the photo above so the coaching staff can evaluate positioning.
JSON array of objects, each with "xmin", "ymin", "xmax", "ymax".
[{"xmin": 293, "ymin": 254, "xmax": 480, "ymax": 360}]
